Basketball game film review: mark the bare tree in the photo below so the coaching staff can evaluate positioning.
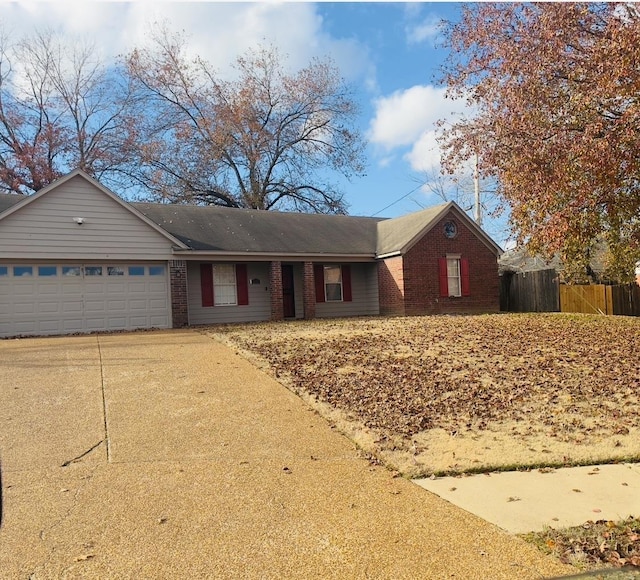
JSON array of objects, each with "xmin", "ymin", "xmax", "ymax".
[
  {"xmin": 124, "ymin": 29, "xmax": 366, "ymax": 213},
  {"xmin": 0, "ymin": 29, "xmax": 138, "ymax": 194},
  {"xmin": 413, "ymin": 166, "xmax": 505, "ymax": 242}
]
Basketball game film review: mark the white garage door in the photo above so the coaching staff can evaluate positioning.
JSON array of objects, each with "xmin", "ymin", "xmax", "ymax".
[{"xmin": 0, "ymin": 263, "xmax": 170, "ymax": 338}]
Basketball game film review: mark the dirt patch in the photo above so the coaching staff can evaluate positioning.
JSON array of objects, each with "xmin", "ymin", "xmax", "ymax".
[{"xmin": 205, "ymin": 313, "xmax": 640, "ymax": 477}]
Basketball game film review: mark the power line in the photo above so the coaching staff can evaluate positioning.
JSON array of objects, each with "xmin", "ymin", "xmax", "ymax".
[{"xmin": 370, "ymin": 183, "xmax": 424, "ymax": 217}]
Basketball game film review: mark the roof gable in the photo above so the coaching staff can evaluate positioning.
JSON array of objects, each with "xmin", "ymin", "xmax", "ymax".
[
  {"xmin": 377, "ymin": 201, "xmax": 502, "ymax": 257},
  {"xmin": 0, "ymin": 170, "xmax": 187, "ymax": 249}
]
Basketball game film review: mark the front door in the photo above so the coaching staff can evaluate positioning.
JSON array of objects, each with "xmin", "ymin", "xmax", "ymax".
[{"xmin": 282, "ymin": 264, "xmax": 295, "ymax": 318}]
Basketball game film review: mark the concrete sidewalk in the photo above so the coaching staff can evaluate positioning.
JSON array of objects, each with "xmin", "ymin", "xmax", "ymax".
[
  {"xmin": 416, "ymin": 463, "xmax": 640, "ymax": 534},
  {"xmin": 0, "ymin": 330, "xmax": 573, "ymax": 578}
]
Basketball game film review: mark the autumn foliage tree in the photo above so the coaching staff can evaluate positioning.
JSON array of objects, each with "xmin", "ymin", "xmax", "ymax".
[
  {"xmin": 439, "ymin": 3, "xmax": 640, "ymax": 282},
  {"xmin": 0, "ymin": 29, "xmax": 138, "ymax": 195},
  {"xmin": 124, "ymin": 30, "xmax": 366, "ymax": 213}
]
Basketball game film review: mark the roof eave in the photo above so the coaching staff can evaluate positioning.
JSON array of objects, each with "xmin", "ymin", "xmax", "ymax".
[{"xmin": 171, "ymin": 249, "xmax": 377, "ymax": 262}]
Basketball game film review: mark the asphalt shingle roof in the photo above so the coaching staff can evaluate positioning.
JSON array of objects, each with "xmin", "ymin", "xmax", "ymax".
[
  {"xmin": 0, "ymin": 188, "xmax": 496, "ymax": 258},
  {"xmin": 133, "ymin": 203, "xmax": 384, "ymax": 255},
  {"xmin": 0, "ymin": 193, "xmax": 24, "ymax": 213}
]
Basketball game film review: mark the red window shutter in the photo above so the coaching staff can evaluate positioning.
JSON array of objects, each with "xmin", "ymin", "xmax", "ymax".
[
  {"xmin": 200, "ymin": 263, "xmax": 214, "ymax": 307},
  {"xmin": 341, "ymin": 265, "xmax": 352, "ymax": 302},
  {"xmin": 438, "ymin": 258, "xmax": 448, "ymax": 297},
  {"xmin": 236, "ymin": 264, "xmax": 249, "ymax": 305},
  {"xmin": 314, "ymin": 264, "xmax": 325, "ymax": 303},
  {"xmin": 461, "ymin": 258, "xmax": 470, "ymax": 296}
]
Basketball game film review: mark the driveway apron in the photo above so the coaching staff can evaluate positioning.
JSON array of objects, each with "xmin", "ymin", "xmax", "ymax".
[{"xmin": 0, "ymin": 330, "xmax": 572, "ymax": 579}]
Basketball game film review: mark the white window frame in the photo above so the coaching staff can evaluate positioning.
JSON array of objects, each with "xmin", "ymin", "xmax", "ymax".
[
  {"xmin": 213, "ymin": 264, "xmax": 237, "ymax": 306},
  {"xmin": 446, "ymin": 256, "xmax": 462, "ymax": 298},
  {"xmin": 324, "ymin": 265, "xmax": 343, "ymax": 302}
]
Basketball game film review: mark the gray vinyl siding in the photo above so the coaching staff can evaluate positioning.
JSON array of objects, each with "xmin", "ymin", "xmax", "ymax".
[
  {"xmin": 187, "ymin": 262, "xmax": 271, "ymax": 325},
  {"xmin": 316, "ymin": 263, "xmax": 379, "ymax": 318},
  {"xmin": 0, "ymin": 175, "xmax": 174, "ymax": 260}
]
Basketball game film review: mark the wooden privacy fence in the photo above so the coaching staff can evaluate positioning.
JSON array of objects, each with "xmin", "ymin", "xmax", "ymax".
[
  {"xmin": 501, "ymin": 270, "xmax": 640, "ymax": 316},
  {"xmin": 500, "ymin": 269, "xmax": 560, "ymax": 312},
  {"xmin": 560, "ymin": 284, "xmax": 640, "ymax": 316}
]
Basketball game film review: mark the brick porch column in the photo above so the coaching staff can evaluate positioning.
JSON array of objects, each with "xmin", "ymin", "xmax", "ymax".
[
  {"xmin": 169, "ymin": 260, "xmax": 188, "ymax": 327},
  {"xmin": 303, "ymin": 261, "xmax": 316, "ymax": 320},
  {"xmin": 269, "ymin": 261, "xmax": 284, "ymax": 321}
]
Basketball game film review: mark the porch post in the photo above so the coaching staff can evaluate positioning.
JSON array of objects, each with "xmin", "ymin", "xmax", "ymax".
[
  {"xmin": 269, "ymin": 261, "xmax": 284, "ymax": 321},
  {"xmin": 303, "ymin": 261, "xmax": 316, "ymax": 320},
  {"xmin": 169, "ymin": 260, "xmax": 189, "ymax": 327}
]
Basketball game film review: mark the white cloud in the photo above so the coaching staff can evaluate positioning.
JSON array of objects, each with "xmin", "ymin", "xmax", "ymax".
[
  {"xmin": 368, "ymin": 84, "xmax": 472, "ymax": 173},
  {"xmin": 406, "ymin": 16, "xmax": 442, "ymax": 45},
  {"xmin": 405, "ymin": 130, "xmax": 442, "ymax": 173},
  {"xmin": 0, "ymin": 2, "xmax": 371, "ymax": 83}
]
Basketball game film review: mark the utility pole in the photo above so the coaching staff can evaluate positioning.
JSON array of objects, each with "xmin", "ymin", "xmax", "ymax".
[{"xmin": 473, "ymin": 152, "xmax": 482, "ymax": 227}]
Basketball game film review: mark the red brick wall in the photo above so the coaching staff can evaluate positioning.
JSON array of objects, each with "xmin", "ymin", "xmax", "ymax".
[
  {"xmin": 169, "ymin": 260, "xmax": 189, "ymax": 327},
  {"xmin": 378, "ymin": 255, "xmax": 406, "ymax": 316},
  {"xmin": 403, "ymin": 212, "xmax": 500, "ymax": 315}
]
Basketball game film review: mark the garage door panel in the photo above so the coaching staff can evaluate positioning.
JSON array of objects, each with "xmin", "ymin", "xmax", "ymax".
[
  {"xmin": 129, "ymin": 299, "xmax": 148, "ymax": 310},
  {"xmin": 86, "ymin": 318, "xmax": 107, "ymax": 330},
  {"xmin": 14, "ymin": 321, "xmax": 37, "ymax": 333},
  {"xmin": 150, "ymin": 315, "xmax": 169, "ymax": 326},
  {"xmin": 14, "ymin": 302, "xmax": 36, "ymax": 315},
  {"xmin": 0, "ymin": 262, "xmax": 170, "ymax": 337},
  {"xmin": 128, "ymin": 282, "xmax": 147, "ymax": 292},
  {"xmin": 85, "ymin": 300, "xmax": 107, "ymax": 312},
  {"xmin": 107, "ymin": 317, "xmax": 127, "ymax": 328},
  {"xmin": 38, "ymin": 301, "xmax": 62, "ymax": 314},
  {"xmin": 39, "ymin": 320, "xmax": 63, "ymax": 332},
  {"xmin": 63, "ymin": 301, "xmax": 83, "ymax": 313},
  {"xmin": 63, "ymin": 318, "xmax": 85, "ymax": 332}
]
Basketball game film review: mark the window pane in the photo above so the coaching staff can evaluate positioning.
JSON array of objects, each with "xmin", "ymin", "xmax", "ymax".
[
  {"xmin": 214, "ymin": 264, "xmax": 235, "ymax": 284},
  {"xmin": 448, "ymin": 277, "xmax": 461, "ymax": 297},
  {"xmin": 326, "ymin": 283, "xmax": 342, "ymax": 301},
  {"xmin": 149, "ymin": 265, "xmax": 165, "ymax": 276},
  {"xmin": 38, "ymin": 266, "xmax": 57, "ymax": 277},
  {"xmin": 63, "ymin": 266, "xmax": 81, "ymax": 276},
  {"xmin": 13, "ymin": 266, "xmax": 33, "ymax": 277},
  {"xmin": 447, "ymin": 258, "xmax": 461, "ymax": 297},
  {"xmin": 85, "ymin": 266, "xmax": 103, "ymax": 276},
  {"xmin": 324, "ymin": 266, "xmax": 342, "ymax": 301},
  {"xmin": 108, "ymin": 266, "xmax": 124, "ymax": 276},
  {"xmin": 128, "ymin": 266, "xmax": 145, "ymax": 276},
  {"xmin": 213, "ymin": 264, "xmax": 237, "ymax": 306},
  {"xmin": 0, "ymin": 266, "xmax": 7, "ymax": 276}
]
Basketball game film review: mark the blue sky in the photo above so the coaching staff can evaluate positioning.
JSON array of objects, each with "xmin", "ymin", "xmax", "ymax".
[{"xmin": 0, "ymin": 1, "xmax": 509, "ymax": 245}]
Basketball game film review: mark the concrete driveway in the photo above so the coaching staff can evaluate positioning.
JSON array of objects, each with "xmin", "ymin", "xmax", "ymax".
[{"xmin": 0, "ymin": 330, "xmax": 572, "ymax": 579}]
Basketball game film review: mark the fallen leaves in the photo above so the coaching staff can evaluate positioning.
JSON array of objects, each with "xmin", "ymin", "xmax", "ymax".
[
  {"xmin": 212, "ymin": 313, "xmax": 640, "ymax": 447},
  {"xmin": 522, "ymin": 517, "xmax": 640, "ymax": 570}
]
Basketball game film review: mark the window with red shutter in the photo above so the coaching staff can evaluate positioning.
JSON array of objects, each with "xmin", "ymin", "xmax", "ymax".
[
  {"xmin": 438, "ymin": 258, "xmax": 448, "ymax": 297},
  {"xmin": 460, "ymin": 258, "xmax": 470, "ymax": 296},
  {"xmin": 341, "ymin": 265, "xmax": 352, "ymax": 302},
  {"xmin": 200, "ymin": 263, "xmax": 214, "ymax": 307},
  {"xmin": 314, "ymin": 264, "xmax": 325, "ymax": 303},
  {"xmin": 236, "ymin": 264, "xmax": 249, "ymax": 305}
]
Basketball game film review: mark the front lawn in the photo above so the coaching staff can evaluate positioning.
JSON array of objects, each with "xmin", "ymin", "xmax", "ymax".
[{"xmin": 206, "ymin": 313, "xmax": 640, "ymax": 478}]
